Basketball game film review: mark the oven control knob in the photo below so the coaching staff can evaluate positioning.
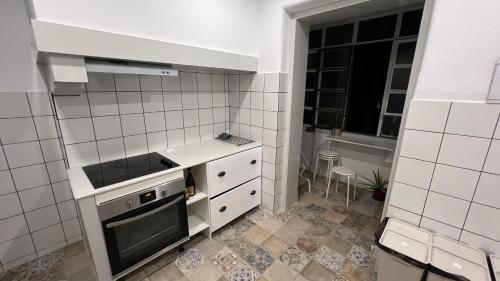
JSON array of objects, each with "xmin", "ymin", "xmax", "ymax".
[{"xmin": 161, "ymin": 190, "xmax": 166, "ymax": 198}]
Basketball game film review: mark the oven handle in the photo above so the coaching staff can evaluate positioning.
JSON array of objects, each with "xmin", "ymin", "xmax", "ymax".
[{"xmin": 105, "ymin": 195, "xmax": 184, "ymax": 229}]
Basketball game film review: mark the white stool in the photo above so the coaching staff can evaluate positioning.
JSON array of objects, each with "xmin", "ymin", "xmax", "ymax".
[
  {"xmin": 313, "ymin": 150, "xmax": 340, "ymax": 184},
  {"xmin": 327, "ymin": 166, "xmax": 357, "ymax": 207}
]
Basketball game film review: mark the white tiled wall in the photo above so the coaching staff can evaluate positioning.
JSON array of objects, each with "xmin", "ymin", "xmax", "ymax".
[
  {"xmin": 0, "ymin": 92, "xmax": 81, "ymax": 270},
  {"xmin": 388, "ymin": 99, "xmax": 500, "ymax": 254},
  {"xmin": 54, "ymin": 68, "xmax": 229, "ymax": 168},
  {"xmin": 225, "ymin": 72, "xmax": 288, "ymax": 214}
]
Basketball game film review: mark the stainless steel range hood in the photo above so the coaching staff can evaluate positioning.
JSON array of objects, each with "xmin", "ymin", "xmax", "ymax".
[{"xmin": 85, "ymin": 59, "xmax": 178, "ymax": 76}]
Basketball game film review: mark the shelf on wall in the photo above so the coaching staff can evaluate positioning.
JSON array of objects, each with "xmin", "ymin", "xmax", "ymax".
[
  {"xmin": 186, "ymin": 192, "xmax": 208, "ymax": 206},
  {"xmin": 188, "ymin": 214, "xmax": 209, "ymax": 237}
]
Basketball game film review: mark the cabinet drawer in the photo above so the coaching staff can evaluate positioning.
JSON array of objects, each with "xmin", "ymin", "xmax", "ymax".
[
  {"xmin": 210, "ymin": 177, "xmax": 261, "ymax": 232},
  {"xmin": 207, "ymin": 147, "xmax": 261, "ymax": 197}
]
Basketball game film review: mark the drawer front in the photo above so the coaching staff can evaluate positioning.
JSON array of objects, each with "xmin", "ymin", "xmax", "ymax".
[
  {"xmin": 207, "ymin": 147, "xmax": 261, "ymax": 197},
  {"xmin": 210, "ymin": 177, "xmax": 261, "ymax": 232}
]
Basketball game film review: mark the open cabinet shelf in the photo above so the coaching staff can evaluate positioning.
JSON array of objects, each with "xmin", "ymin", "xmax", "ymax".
[
  {"xmin": 186, "ymin": 192, "xmax": 208, "ymax": 206},
  {"xmin": 188, "ymin": 214, "xmax": 209, "ymax": 237}
]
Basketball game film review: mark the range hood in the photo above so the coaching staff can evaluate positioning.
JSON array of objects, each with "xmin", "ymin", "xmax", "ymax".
[{"xmin": 85, "ymin": 59, "xmax": 178, "ymax": 76}]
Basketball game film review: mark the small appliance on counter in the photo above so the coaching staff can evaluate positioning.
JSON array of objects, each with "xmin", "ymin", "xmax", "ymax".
[{"xmin": 215, "ymin": 132, "xmax": 254, "ymax": 146}]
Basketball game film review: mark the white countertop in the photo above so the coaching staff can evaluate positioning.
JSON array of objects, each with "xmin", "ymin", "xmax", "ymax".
[{"xmin": 67, "ymin": 139, "xmax": 261, "ymax": 200}]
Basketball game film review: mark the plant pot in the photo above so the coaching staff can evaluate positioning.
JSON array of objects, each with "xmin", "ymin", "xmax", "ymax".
[{"xmin": 372, "ymin": 188, "xmax": 386, "ymax": 201}]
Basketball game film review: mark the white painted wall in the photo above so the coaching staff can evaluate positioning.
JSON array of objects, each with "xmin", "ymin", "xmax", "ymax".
[
  {"xmin": 29, "ymin": 0, "xmax": 260, "ymax": 57},
  {"xmin": 0, "ymin": 0, "xmax": 47, "ymax": 92},
  {"xmin": 413, "ymin": 0, "xmax": 500, "ymax": 101}
]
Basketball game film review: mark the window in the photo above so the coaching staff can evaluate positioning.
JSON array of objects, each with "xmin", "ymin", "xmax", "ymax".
[{"xmin": 304, "ymin": 8, "xmax": 423, "ymax": 139}]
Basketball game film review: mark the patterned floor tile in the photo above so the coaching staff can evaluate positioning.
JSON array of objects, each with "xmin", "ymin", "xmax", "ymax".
[
  {"xmin": 175, "ymin": 248, "xmax": 205, "ymax": 272},
  {"xmin": 261, "ymin": 236, "xmax": 290, "ymax": 258},
  {"xmin": 148, "ymin": 263, "xmax": 187, "ymax": 281},
  {"xmin": 297, "ymin": 204, "xmax": 327, "ymax": 222},
  {"xmin": 338, "ymin": 260, "xmax": 374, "ymax": 281},
  {"xmin": 324, "ymin": 234, "xmax": 354, "ymax": 256},
  {"xmin": 242, "ymin": 225, "xmax": 272, "ymax": 245},
  {"xmin": 279, "ymin": 247, "xmax": 310, "ymax": 273},
  {"xmin": 210, "ymin": 247, "xmax": 241, "ymax": 273},
  {"xmin": 274, "ymin": 217, "xmax": 312, "ymax": 244},
  {"xmin": 263, "ymin": 261, "xmax": 297, "ymax": 281},
  {"xmin": 301, "ymin": 261, "xmax": 336, "ymax": 281},
  {"xmin": 183, "ymin": 261, "xmax": 223, "ymax": 281},
  {"xmin": 347, "ymin": 245, "xmax": 374, "ymax": 270},
  {"xmin": 224, "ymin": 237, "xmax": 256, "ymax": 259},
  {"xmin": 229, "ymin": 264, "xmax": 258, "ymax": 281},
  {"xmin": 244, "ymin": 247, "xmax": 274, "ymax": 273},
  {"xmin": 295, "ymin": 237, "xmax": 319, "ymax": 255},
  {"xmin": 312, "ymin": 246, "xmax": 344, "ymax": 272}
]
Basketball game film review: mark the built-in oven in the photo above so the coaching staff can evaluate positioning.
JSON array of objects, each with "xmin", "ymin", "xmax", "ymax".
[{"xmin": 97, "ymin": 178, "xmax": 189, "ymax": 279}]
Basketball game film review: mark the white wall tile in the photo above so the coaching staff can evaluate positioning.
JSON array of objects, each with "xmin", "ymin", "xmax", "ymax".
[
  {"xmin": 147, "ymin": 131, "xmax": 167, "ymax": 151},
  {"xmin": 250, "ymin": 110, "xmax": 263, "ymax": 127},
  {"xmin": 161, "ymin": 76, "xmax": 181, "ymax": 91},
  {"xmin": 0, "ymin": 215, "xmax": 29, "ymax": 244},
  {"xmin": 394, "ymin": 157, "xmax": 434, "ymax": 189},
  {"xmin": 240, "ymin": 75, "xmax": 252, "ymax": 92},
  {"xmin": 144, "ymin": 112, "xmax": 166, "ymax": 133},
  {"xmin": 494, "ymin": 118, "xmax": 500, "ymax": 140},
  {"xmin": 183, "ymin": 110, "xmax": 199, "ymax": 127},
  {"xmin": 431, "ymin": 164, "xmax": 480, "ymax": 200},
  {"xmin": 117, "ymin": 92, "xmax": 143, "ymax": 114},
  {"xmin": 34, "ymin": 116, "xmax": 57, "ymax": 140},
  {"xmin": 25, "ymin": 205, "xmax": 59, "ymax": 232},
  {"xmin": 2, "ymin": 253, "xmax": 37, "ymax": 271},
  {"xmin": 212, "ymin": 75, "xmax": 225, "ymax": 92},
  {"xmin": 88, "ymin": 92, "xmax": 119, "ymax": 116},
  {"xmin": 264, "ymin": 93, "xmax": 279, "ymax": 111},
  {"xmin": 213, "ymin": 92, "xmax": 225, "ymax": 107},
  {"xmin": 399, "ymin": 129, "xmax": 442, "ymax": 162},
  {"xmin": 460, "ymin": 231, "xmax": 500, "ymax": 255},
  {"xmin": 0, "ymin": 150, "xmax": 7, "ymax": 171},
  {"xmin": 27, "ymin": 92, "xmax": 53, "ymax": 117},
  {"xmin": 389, "ymin": 182, "xmax": 427, "ymax": 214},
  {"xmin": 264, "ymin": 73, "xmax": 279, "ymax": 93},
  {"xmin": 262, "ymin": 177, "xmax": 275, "ymax": 196},
  {"xmin": 214, "ymin": 123, "xmax": 226, "ymax": 137},
  {"xmin": 163, "ymin": 92, "xmax": 182, "ymax": 111},
  {"xmin": 423, "ymin": 192, "xmax": 469, "ymax": 228},
  {"xmin": 386, "ymin": 206, "xmax": 421, "ymax": 226},
  {"xmin": 279, "ymin": 73, "xmax": 288, "ymax": 93},
  {"xmin": 36, "ymin": 241, "xmax": 66, "ymax": 257},
  {"xmin": 261, "ymin": 192, "xmax": 274, "ymax": 212},
  {"xmin": 86, "ymin": 73, "xmax": 115, "ymax": 92},
  {"xmin": 213, "ymin": 108, "xmax": 225, "ymax": 124},
  {"xmin": 0, "ymin": 171, "xmax": 15, "ymax": 195},
  {"xmin": 93, "ymin": 116, "xmax": 122, "ymax": 140},
  {"xmin": 0, "ymin": 193, "xmax": 23, "ymax": 219},
  {"xmin": 184, "ymin": 127, "xmax": 200, "ymax": 144},
  {"xmin": 263, "ymin": 146, "xmax": 277, "ymax": 164},
  {"xmin": 250, "ymin": 126, "xmax": 263, "ymax": 143},
  {"xmin": 263, "ymin": 111, "xmax": 278, "ymax": 130},
  {"xmin": 62, "ymin": 218, "xmax": 81, "ymax": 239},
  {"xmin": 31, "ymin": 224, "xmax": 65, "ymax": 251},
  {"xmin": 0, "ymin": 93, "xmax": 31, "ymax": 118},
  {"xmin": 251, "ymin": 92, "xmax": 264, "ymax": 110},
  {"xmin": 200, "ymin": 125, "xmax": 214, "ymax": 140},
  {"xmin": 142, "ymin": 92, "xmax": 164, "ymax": 112},
  {"xmin": 52, "ymin": 181, "xmax": 72, "ymax": 203},
  {"xmin": 167, "ymin": 129, "xmax": 185, "ymax": 147},
  {"xmin": 19, "ymin": 185, "xmax": 55, "ymax": 212},
  {"xmin": 0, "ymin": 118, "xmax": 37, "ymax": 144},
  {"xmin": 240, "ymin": 125, "xmax": 250, "ymax": 139},
  {"xmin": 228, "ymin": 75, "xmax": 239, "ymax": 92},
  {"xmin": 405, "ymin": 100, "xmax": 450, "ymax": 132},
  {"xmin": 139, "ymin": 75, "xmax": 162, "ymax": 92},
  {"xmin": 473, "ymin": 173, "xmax": 500, "ymax": 208},
  {"xmin": 229, "ymin": 122, "xmax": 239, "ymax": 137},
  {"xmin": 277, "ymin": 112, "xmax": 286, "ymax": 130},
  {"xmin": 229, "ymin": 108, "xmax": 239, "ymax": 123},
  {"xmin": 40, "ymin": 139, "xmax": 63, "ymax": 162},
  {"xmin": 445, "ymin": 102, "xmax": 500, "ymax": 138},
  {"xmin": 262, "ymin": 129, "xmax": 278, "ymax": 147},
  {"xmin": 0, "ymin": 234, "xmax": 35, "ymax": 264},
  {"xmin": 180, "ymin": 72, "xmax": 197, "ymax": 91},
  {"xmin": 181, "ymin": 92, "xmax": 198, "ymax": 109},
  {"xmin": 420, "ymin": 217, "xmax": 461, "ymax": 240},
  {"xmin": 240, "ymin": 92, "xmax": 251, "ymax": 108},
  {"xmin": 229, "ymin": 92, "xmax": 239, "ymax": 107},
  {"xmin": 4, "ymin": 142, "xmax": 44, "ymax": 168},
  {"xmin": 59, "ymin": 118, "xmax": 95, "ymax": 144},
  {"xmin": 115, "ymin": 74, "xmax": 140, "ymax": 91},
  {"xmin": 464, "ymin": 203, "xmax": 500, "ymax": 241},
  {"xmin": 65, "ymin": 142, "xmax": 99, "ymax": 167},
  {"xmin": 46, "ymin": 160, "xmax": 68, "ymax": 183},
  {"xmin": 483, "ymin": 140, "xmax": 500, "ymax": 175},
  {"xmin": 198, "ymin": 92, "xmax": 213, "ymax": 109},
  {"xmin": 198, "ymin": 109, "xmax": 213, "ymax": 126},
  {"xmin": 124, "ymin": 135, "xmax": 148, "ymax": 157},
  {"xmin": 121, "ymin": 114, "xmax": 146, "ymax": 136},
  {"xmin": 11, "ymin": 164, "xmax": 50, "ymax": 191},
  {"xmin": 239, "ymin": 109, "xmax": 250, "ymax": 125},
  {"xmin": 262, "ymin": 162, "xmax": 276, "ymax": 180},
  {"xmin": 437, "ymin": 134, "xmax": 490, "ymax": 171},
  {"xmin": 196, "ymin": 73, "xmax": 211, "ymax": 92},
  {"xmin": 251, "ymin": 74, "xmax": 264, "ymax": 92},
  {"xmin": 165, "ymin": 111, "xmax": 184, "ymax": 130},
  {"xmin": 57, "ymin": 200, "xmax": 77, "ymax": 221},
  {"xmin": 54, "ymin": 95, "xmax": 90, "ymax": 119}
]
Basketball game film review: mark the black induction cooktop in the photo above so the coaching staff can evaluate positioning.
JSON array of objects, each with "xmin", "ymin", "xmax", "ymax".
[{"xmin": 82, "ymin": 152, "xmax": 180, "ymax": 189}]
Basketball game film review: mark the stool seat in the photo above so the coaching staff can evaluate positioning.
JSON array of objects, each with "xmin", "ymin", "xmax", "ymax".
[
  {"xmin": 317, "ymin": 150, "xmax": 340, "ymax": 158},
  {"xmin": 331, "ymin": 166, "xmax": 355, "ymax": 176}
]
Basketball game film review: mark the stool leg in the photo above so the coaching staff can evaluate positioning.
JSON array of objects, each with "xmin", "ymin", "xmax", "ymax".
[
  {"xmin": 346, "ymin": 176, "xmax": 350, "ymax": 208},
  {"xmin": 326, "ymin": 157, "xmax": 333, "ymax": 184},
  {"xmin": 326, "ymin": 170, "xmax": 332, "ymax": 200},
  {"xmin": 335, "ymin": 175, "xmax": 339, "ymax": 193},
  {"xmin": 313, "ymin": 155, "xmax": 320, "ymax": 181},
  {"xmin": 353, "ymin": 174, "xmax": 357, "ymax": 201}
]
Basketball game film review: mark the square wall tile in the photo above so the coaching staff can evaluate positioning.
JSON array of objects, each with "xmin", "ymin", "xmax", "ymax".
[
  {"xmin": 423, "ymin": 192, "xmax": 469, "ymax": 228},
  {"xmin": 196, "ymin": 73, "xmax": 211, "ymax": 91},
  {"xmin": 263, "ymin": 111, "xmax": 278, "ymax": 130},
  {"xmin": 121, "ymin": 114, "xmax": 146, "ymax": 136},
  {"xmin": 0, "ymin": 170, "xmax": 15, "ymax": 195},
  {"xmin": 405, "ymin": 100, "xmax": 450, "ymax": 132},
  {"xmin": 0, "ymin": 193, "xmax": 23, "ymax": 220},
  {"xmin": 46, "ymin": 160, "xmax": 68, "ymax": 183},
  {"xmin": 0, "ymin": 215, "xmax": 29, "ymax": 244},
  {"xmin": 262, "ymin": 177, "xmax": 275, "ymax": 195},
  {"xmin": 124, "ymin": 135, "xmax": 148, "ymax": 157},
  {"xmin": 40, "ymin": 139, "xmax": 63, "ymax": 162},
  {"xmin": 445, "ymin": 102, "xmax": 500, "ymax": 138},
  {"xmin": 62, "ymin": 218, "xmax": 81, "ymax": 239},
  {"xmin": 240, "ymin": 74, "xmax": 253, "ymax": 92},
  {"xmin": 0, "ymin": 93, "xmax": 31, "ymax": 118},
  {"xmin": 86, "ymin": 73, "xmax": 115, "ymax": 92},
  {"xmin": 117, "ymin": 92, "xmax": 143, "ymax": 114},
  {"xmin": 251, "ymin": 74, "xmax": 264, "ymax": 92},
  {"xmin": 52, "ymin": 181, "xmax": 73, "ymax": 203},
  {"xmin": 4, "ymin": 142, "xmax": 44, "ymax": 168},
  {"xmin": 240, "ymin": 92, "xmax": 251, "ymax": 108},
  {"xmin": 54, "ymin": 95, "xmax": 90, "ymax": 119},
  {"xmin": 229, "ymin": 92, "xmax": 239, "ymax": 107},
  {"xmin": 430, "ymin": 164, "xmax": 480, "ymax": 200},
  {"xmin": 34, "ymin": 116, "xmax": 58, "ymax": 139},
  {"xmin": 163, "ymin": 92, "xmax": 182, "ymax": 111},
  {"xmin": 200, "ymin": 125, "xmax": 214, "ymax": 140},
  {"xmin": 19, "ymin": 185, "xmax": 55, "ymax": 212},
  {"xmin": 180, "ymin": 72, "xmax": 197, "ymax": 91},
  {"xmin": 240, "ymin": 109, "xmax": 250, "ymax": 125},
  {"xmin": 144, "ymin": 112, "xmax": 166, "ymax": 133},
  {"xmin": 394, "ymin": 157, "xmax": 434, "ymax": 189},
  {"xmin": 57, "ymin": 200, "xmax": 77, "ymax": 221},
  {"xmin": 278, "ymin": 112, "xmax": 286, "ymax": 130},
  {"xmin": 213, "ymin": 108, "xmax": 225, "ymax": 123},
  {"xmin": 228, "ymin": 75, "xmax": 239, "ymax": 92},
  {"xmin": 389, "ymin": 182, "xmax": 427, "ymax": 214},
  {"xmin": 212, "ymin": 75, "xmax": 225, "ymax": 92},
  {"xmin": 115, "ymin": 74, "xmax": 140, "ymax": 91},
  {"xmin": 483, "ymin": 140, "xmax": 500, "ymax": 175},
  {"xmin": 464, "ymin": 203, "xmax": 500, "ymax": 241},
  {"xmin": 495, "ymin": 118, "xmax": 500, "ymax": 140},
  {"xmin": 264, "ymin": 73, "xmax": 279, "ymax": 93},
  {"xmin": 251, "ymin": 92, "xmax": 264, "ymax": 110},
  {"xmin": 386, "ymin": 206, "xmax": 421, "ymax": 226},
  {"xmin": 165, "ymin": 111, "xmax": 184, "ymax": 130},
  {"xmin": 460, "ymin": 231, "xmax": 500, "ymax": 255},
  {"xmin": 262, "ymin": 129, "xmax": 277, "ymax": 147},
  {"xmin": 25, "ymin": 205, "xmax": 60, "ymax": 232},
  {"xmin": 181, "ymin": 92, "xmax": 198, "ymax": 109},
  {"xmin": 229, "ymin": 122, "xmax": 239, "ymax": 136},
  {"xmin": 140, "ymin": 75, "xmax": 162, "ymax": 92},
  {"xmin": 473, "ymin": 172, "xmax": 500, "ymax": 208},
  {"xmin": 65, "ymin": 142, "xmax": 99, "ymax": 167},
  {"xmin": 262, "ymin": 162, "xmax": 276, "ymax": 180},
  {"xmin": 32, "ymin": 224, "xmax": 65, "ymax": 251},
  {"xmin": 0, "ymin": 149, "xmax": 7, "ymax": 171},
  {"xmin": 240, "ymin": 124, "xmax": 250, "ymax": 139},
  {"xmin": 437, "ymin": 134, "xmax": 490, "ymax": 171},
  {"xmin": 213, "ymin": 92, "xmax": 225, "ymax": 107},
  {"xmin": 399, "ymin": 129, "xmax": 442, "ymax": 162},
  {"xmin": 11, "ymin": 164, "xmax": 50, "ymax": 191},
  {"xmin": 185, "ymin": 127, "xmax": 200, "ymax": 144},
  {"xmin": 147, "ymin": 131, "xmax": 167, "ymax": 151},
  {"xmin": 59, "ymin": 118, "xmax": 95, "ymax": 144},
  {"xmin": 27, "ymin": 92, "xmax": 52, "ymax": 117},
  {"xmin": 198, "ymin": 92, "xmax": 213, "ymax": 108},
  {"xmin": 264, "ymin": 93, "xmax": 279, "ymax": 111},
  {"xmin": 183, "ymin": 109, "xmax": 200, "ymax": 127},
  {"xmin": 167, "ymin": 129, "xmax": 185, "ymax": 147},
  {"xmin": 214, "ymin": 123, "xmax": 226, "ymax": 137},
  {"xmin": 261, "ymin": 192, "xmax": 275, "ymax": 212},
  {"xmin": 97, "ymin": 138, "xmax": 125, "ymax": 163},
  {"xmin": 199, "ymin": 109, "xmax": 213, "ymax": 125},
  {"xmin": 0, "ymin": 234, "xmax": 35, "ymax": 264},
  {"xmin": 251, "ymin": 110, "xmax": 263, "ymax": 127},
  {"xmin": 229, "ymin": 108, "xmax": 239, "ymax": 123},
  {"xmin": 142, "ymin": 92, "xmax": 164, "ymax": 112},
  {"xmin": 93, "ymin": 116, "xmax": 122, "ymax": 140},
  {"xmin": 279, "ymin": 73, "xmax": 288, "ymax": 93},
  {"xmin": 420, "ymin": 217, "xmax": 461, "ymax": 240},
  {"xmin": 162, "ymin": 76, "xmax": 181, "ymax": 91},
  {"xmin": 88, "ymin": 92, "xmax": 119, "ymax": 116},
  {"xmin": 250, "ymin": 126, "xmax": 263, "ymax": 142},
  {"xmin": 263, "ymin": 146, "xmax": 277, "ymax": 164},
  {"xmin": 0, "ymin": 118, "xmax": 37, "ymax": 144}
]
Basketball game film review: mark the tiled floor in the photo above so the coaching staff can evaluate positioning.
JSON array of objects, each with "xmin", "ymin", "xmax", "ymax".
[{"xmin": 0, "ymin": 176, "xmax": 384, "ymax": 281}]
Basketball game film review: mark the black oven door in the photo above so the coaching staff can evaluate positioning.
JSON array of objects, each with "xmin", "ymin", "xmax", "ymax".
[{"xmin": 101, "ymin": 192, "xmax": 188, "ymax": 276}]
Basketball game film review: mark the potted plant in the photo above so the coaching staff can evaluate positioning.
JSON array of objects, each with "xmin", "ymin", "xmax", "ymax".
[
  {"xmin": 360, "ymin": 170, "xmax": 389, "ymax": 201},
  {"xmin": 330, "ymin": 112, "xmax": 343, "ymax": 136}
]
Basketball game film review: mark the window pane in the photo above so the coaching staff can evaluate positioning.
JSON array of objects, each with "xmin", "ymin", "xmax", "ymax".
[
  {"xmin": 317, "ymin": 110, "xmax": 342, "ymax": 128},
  {"xmin": 386, "ymin": 94, "xmax": 406, "ymax": 114},
  {"xmin": 400, "ymin": 9, "xmax": 423, "ymax": 37},
  {"xmin": 307, "ymin": 52, "xmax": 320, "ymax": 70},
  {"xmin": 395, "ymin": 42, "xmax": 416, "ymax": 65},
  {"xmin": 305, "ymin": 91, "xmax": 316, "ymax": 107},
  {"xmin": 345, "ymin": 42, "xmax": 392, "ymax": 135},
  {"xmin": 306, "ymin": 72, "xmax": 317, "ymax": 89},
  {"xmin": 381, "ymin": 116, "xmax": 402, "ymax": 137},
  {"xmin": 320, "ymin": 70, "xmax": 348, "ymax": 90},
  {"xmin": 357, "ymin": 15, "xmax": 397, "ymax": 42},
  {"xmin": 318, "ymin": 91, "xmax": 345, "ymax": 109},
  {"xmin": 321, "ymin": 47, "xmax": 351, "ymax": 68},
  {"xmin": 309, "ymin": 29, "xmax": 323, "ymax": 49},
  {"xmin": 324, "ymin": 23, "xmax": 354, "ymax": 46},
  {"xmin": 303, "ymin": 109, "xmax": 314, "ymax": 125},
  {"xmin": 391, "ymin": 68, "xmax": 411, "ymax": 90}
]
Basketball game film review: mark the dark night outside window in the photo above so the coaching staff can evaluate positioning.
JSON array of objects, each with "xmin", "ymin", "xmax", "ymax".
[
  {"xmin": 309, "ymin": 29, "xmax": 322, "ymax": 49},
  {"xmin": 357, "ymin": 15, "xmax": 397, "ymax": 42},
  {"xmin": 324, "ymin": 23, "xmax": 354, "ymax": 46}
]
